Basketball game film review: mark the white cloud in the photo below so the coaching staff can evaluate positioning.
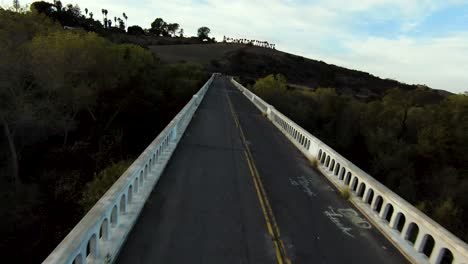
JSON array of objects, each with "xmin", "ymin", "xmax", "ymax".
[
  {"xmin": 18, "ymin": 0, "xmax": 468, "ymax": 93},
  {"xmin": 318, "ymin": 33, "xmax": 468, "ymax": 93}
]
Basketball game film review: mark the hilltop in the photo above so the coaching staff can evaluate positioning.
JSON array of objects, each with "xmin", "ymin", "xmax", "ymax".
[{"xmin": 150, "ymin": 43, "xmax": 450, "ymax": 100}]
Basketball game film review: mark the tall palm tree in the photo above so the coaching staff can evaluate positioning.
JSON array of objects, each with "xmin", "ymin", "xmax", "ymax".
[
  {"xmin": 101, "ymin": 9, "xmax": 107, "ymax": 27},
  {"xmin": 85, "ymin": 8, "xmax": 88, "ymax": 16},
  {"xmin": 123, "ymin": 12, "xmax": 128, "ymax": 28}
]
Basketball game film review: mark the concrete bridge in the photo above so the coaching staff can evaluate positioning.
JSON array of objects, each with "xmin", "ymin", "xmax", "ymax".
[{"xmin": 43, "ymin": 74, "xmax": 468, "ymax": 264}]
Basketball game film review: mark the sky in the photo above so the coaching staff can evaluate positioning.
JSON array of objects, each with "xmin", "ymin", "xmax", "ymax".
[{"xmin": 6, "ymin": 0, "xmax": 468, "ymax": 93}]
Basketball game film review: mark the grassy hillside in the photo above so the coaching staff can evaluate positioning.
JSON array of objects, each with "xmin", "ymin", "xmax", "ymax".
[
  {"xmin": 149, "ymin": 43, "xmax": 450, "ymax": 100},
  {"xmin": 150, "ymin": 43, "xmax": 245, "ymax": 65}
]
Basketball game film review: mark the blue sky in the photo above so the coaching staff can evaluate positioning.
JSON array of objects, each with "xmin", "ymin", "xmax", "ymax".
[{"xmin": 8, "ymin": 0, "xmax": 468, "ymax": 93}]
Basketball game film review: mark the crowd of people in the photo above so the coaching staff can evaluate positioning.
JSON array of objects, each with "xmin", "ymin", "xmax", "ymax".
[{"xmin": 223, "ymin": 36, "xmax": 275, "ymax": 49}]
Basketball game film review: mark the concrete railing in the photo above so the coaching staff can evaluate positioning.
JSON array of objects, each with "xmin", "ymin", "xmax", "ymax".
[
  {"xmin": 43, "ymin": 74, "xmax": 216, "ymax": 264},
  {"xmin": 231, "ymin": 78, "xmax": 468, "ymax": 264}
]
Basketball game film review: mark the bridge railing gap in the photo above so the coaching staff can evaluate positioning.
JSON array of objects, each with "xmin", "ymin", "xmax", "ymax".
[
  {"xmin": 230, "ymin": 77, "xmax": 468, "ymax": 264},
  {"xmin": 42, "ymin": 74, "xmax": 218, "ymax": 264}
]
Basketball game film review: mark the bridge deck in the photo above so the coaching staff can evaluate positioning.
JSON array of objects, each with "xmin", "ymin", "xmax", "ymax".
[{"xmin": 117, "ymin": 76, "xmax": 408, "ymax": 264}]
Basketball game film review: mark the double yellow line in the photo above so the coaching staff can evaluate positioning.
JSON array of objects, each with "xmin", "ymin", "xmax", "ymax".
[{"xmin": 225, "ymin": 89, "xmax": 291, "ymax": 264}]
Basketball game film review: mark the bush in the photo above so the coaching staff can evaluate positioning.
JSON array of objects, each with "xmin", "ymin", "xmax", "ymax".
[
  {"xmin": 80, "ymin": 160, "xmax": 132, "ymax": 212},
  {"xmin": 127, "ymin": 25, "xmax": 145, "ymax": 35}
]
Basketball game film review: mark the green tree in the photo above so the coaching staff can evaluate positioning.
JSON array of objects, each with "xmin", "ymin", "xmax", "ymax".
[
  {"xmin": 118, "ymin": 17, "xmax": 125, "ymax": 30},
  {"xmin": 150, "ymin": 17, "xmax": 166, "ymax": 36},
  {"xmin": 127, "ymin": 25, "xmax": 144, "ymax": 35},
  {"xmin": 65, "ymin": 3, "xmax": 80, "ymax": 17},
  {"xmin": 29, "ymin": 31, "xmax": 105, "ymax": 146},
  {"xmin": 12, "ymin": 0, "xmax": 20, "ymax": 12},
  {"xmin": 55, "ymin": 0, "xmax": 62, "ymax": 11},
  {"xmin": 253, "ymin": 74, "xmax": 287, "ymax": 96},
  {"xmin": 80, "ymin": 160, "xmax": 132, "ymax": 212},
  {"xmin": 122, "ymin": 12, "xmax": 127, "ymax": 28},
  {"xmin": 167, "ymin": 23, "xmax": 179, "ymax": 37},
  {"xmin": 0, "ymin": 9, "xmax": 61, "ymax": 191},
  {"xmin": 30, "ymin": 1, "xmax": 54, "ymax": 15},
  {"xmin": 197, "ymin": 26, "xmax": 210, "ymax": 40},
  {"xmin": 101, "ymin": 8, "xmax": 108, "ymax": 28}
]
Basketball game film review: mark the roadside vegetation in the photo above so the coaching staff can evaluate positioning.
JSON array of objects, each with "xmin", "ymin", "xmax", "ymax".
[
  {"xmin": 340, "ymin": 186, "xmax": 351, "ymax": 200},
  {"xmin": 310, "ymin": 158, "xmax": 319, "ymax": 168},
  {"xmin": 251, "ymin": 74, "xmax": 468, "ymax": 242},
  {"xmin": 0, "ymin": 7, "xmax": 207, "ymax": 263}
]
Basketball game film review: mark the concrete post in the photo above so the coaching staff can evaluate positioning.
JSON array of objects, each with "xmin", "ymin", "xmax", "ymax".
[
  {"xmin": 429, "ymin": 243, "xmax": 441, "ymax": 264},
  {"xmin": 414, "ymin": 232, "xmax": 425, "ymax": 252},
  {"xmin": 379, "ymin": 203, "xmax": 388, "ymax": 219},
  {"xmin": 171, "ymin": 125, "xmax": 178, "ymax": 141},
  {"xmin": 401, "ymin": 222, "xmax": 410, "ymax": 240},
  {"xmin": 362, "ymin": 188, "xmax": 371, "ymax": 203},
  {"xmin": 266, "ymin": 106, "xmax": 273, "ymax": 121},
  {"xmin": 389, "ymin": 212, "xmax": 399, "ymax": 229}
]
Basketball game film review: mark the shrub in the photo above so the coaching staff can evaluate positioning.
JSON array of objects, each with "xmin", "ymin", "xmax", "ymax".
[{"xmin": 80, "ymin": 160, "xmax": 132, "ymax": 212}]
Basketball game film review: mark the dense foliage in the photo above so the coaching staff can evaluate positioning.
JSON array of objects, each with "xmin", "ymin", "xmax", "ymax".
[
  {"xmin": 252, "ymin": 74, "xmax": 468, "ymax": 242},
  {"xmin": 0, "ymin": 9, "xmax": 207, "ymax": 262}
]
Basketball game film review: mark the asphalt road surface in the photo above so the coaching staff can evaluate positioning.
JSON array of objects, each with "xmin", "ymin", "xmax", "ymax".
[{"xmin": 116, "ymin": 75, "xmax": 408, "ymax": 264}]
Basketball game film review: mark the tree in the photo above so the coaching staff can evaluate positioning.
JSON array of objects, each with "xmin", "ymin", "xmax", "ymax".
[
  {"xmin": 178, "ymin": 28, "xmax": 184, "ymax": 37},
  {"xmin": 253, "ymin": 74, "xmax": 287, "ymax": 99},
  {"xmin": 55, "ymin": 0, "xmax": 62, "ymax": 11},
  {"xmin": 101, "ymin": 8, "xmax": 108, "ymax": 28},
  {"xmin": 66, "ymin": 4, "xmax": 80, "ymax": 18},
  {"xmin": 0, "ymin": 12, "xmax": 60, "ymax": 190},
  {"xmin": 28, "ymin": 31, "xmax": 101, "ymax": 147},
  {"xmin": 122, "ymin": 12, "xmax": 127, "ymax": 28},
  {"xmin": 150, "ymin": 17, "xmax": 167, "ymax": 36},
  {"xmin": 127, "ymin": 25, "xmax": 144, "ymax": 35},
  {"xmin": 89, "ymin": 12, "xmax": 93, "ymax": 19},
  {"xmin": 80, "ymin": 160, "xmax": 131, "ymax": 212},
  {"xmin": 13, "ymin": 0, "xmax": 20, "ymax": 12},
  {"xmin": 197, "ymin": 26, "xmax": 210, "ymax": 40},
  {"xmin": 30, "ymin": 1, "xmax": 54, "ymax": 15},
  {"xmin": 118, "ymin": 17, "xmax": 125, "ymax": 30},
  {"xmin": 84, "ymin": 7, "xmax": 87, "ymax": 16},
  {"xmin": 167, "ymin": 23, "xmax": 179, "ymax": 37}
]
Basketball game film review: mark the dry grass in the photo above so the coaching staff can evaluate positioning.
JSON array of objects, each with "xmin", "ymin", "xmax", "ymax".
[
  {"xmin": 149, "ymin": 43, "xmax": 244, "ymax": 64},
  {"xmin": 310, "ymin": 158, "xmax": 319, "ymax": 168},
  {"xmin": 340, "ymin": 186, "xmax": 351, "ymax": 200}
]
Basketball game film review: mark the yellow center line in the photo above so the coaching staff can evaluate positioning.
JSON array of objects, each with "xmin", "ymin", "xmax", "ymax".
[{"xmin": 225, "ymin": 87, "xmax": 291, "ymax": 264}]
